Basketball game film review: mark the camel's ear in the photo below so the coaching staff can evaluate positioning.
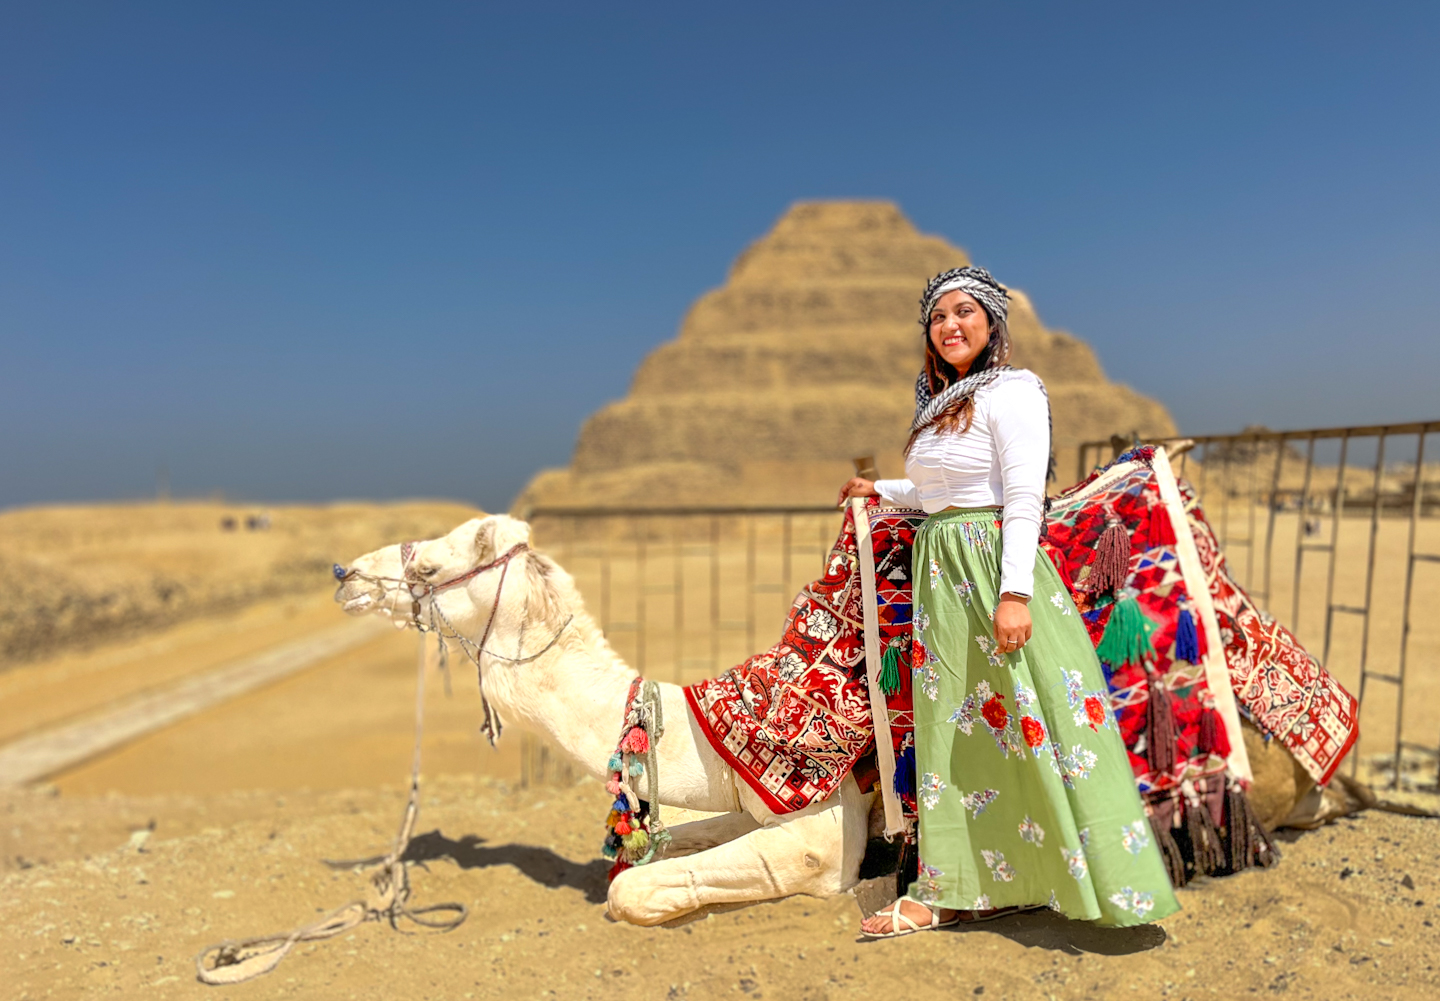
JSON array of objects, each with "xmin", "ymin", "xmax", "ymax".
[{"xmin": 473, "ymin": 515, "xmax": 532, "ymax": 564}]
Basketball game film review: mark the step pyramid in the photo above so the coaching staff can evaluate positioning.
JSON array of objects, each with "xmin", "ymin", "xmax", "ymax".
[{"xmin": 515, "ymin": 201, "xmax": 1175, "ymax": 511}]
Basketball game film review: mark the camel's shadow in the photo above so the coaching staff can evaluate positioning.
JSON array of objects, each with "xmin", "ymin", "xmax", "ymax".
[{"xmin": 329, "ymin": 829, "xmax": 611, "ymax": 904}]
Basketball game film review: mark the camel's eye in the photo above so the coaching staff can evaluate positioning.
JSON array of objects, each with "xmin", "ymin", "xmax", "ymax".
[{"xmin": 419, "ymin": 565, "xmax": 441, "ymax": 578}]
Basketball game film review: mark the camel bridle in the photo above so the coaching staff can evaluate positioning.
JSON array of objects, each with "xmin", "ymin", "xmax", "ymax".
[{"xmin": 333, "ymin": 539, "xmax": 572, "ymax": 744}]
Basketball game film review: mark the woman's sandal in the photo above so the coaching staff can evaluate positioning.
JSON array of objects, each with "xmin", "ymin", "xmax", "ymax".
[{"xmin": 859, "ymin": 896, "xmax": 961, "ymax": 939}]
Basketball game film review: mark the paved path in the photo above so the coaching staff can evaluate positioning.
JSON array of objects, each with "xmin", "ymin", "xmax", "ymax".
[{"xmin": 0, "ymin": 619, "xmax": 387, "ymax": 786}]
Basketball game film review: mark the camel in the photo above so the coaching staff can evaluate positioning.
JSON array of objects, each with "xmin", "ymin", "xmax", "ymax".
[{"xmin": 333, "ymin": 514, "xmax": 1339, "ymax": 927}]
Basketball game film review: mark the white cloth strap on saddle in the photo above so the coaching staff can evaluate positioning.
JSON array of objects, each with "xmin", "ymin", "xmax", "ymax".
[
  {"xmin": 1150, "ymin": 447, "xmax": 1253, "ymax": 784},
  {"xmin": 852, "ymin": 497, "xmax": 909, "ymax": 838}
]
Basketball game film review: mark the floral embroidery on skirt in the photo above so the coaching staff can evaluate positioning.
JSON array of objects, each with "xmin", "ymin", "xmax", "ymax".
[{"xmin": 910, "ymin": 508, "xmax": 1179, "ymax": 926}]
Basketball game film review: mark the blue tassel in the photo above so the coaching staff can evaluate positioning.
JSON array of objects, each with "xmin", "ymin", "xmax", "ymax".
[
  {"xmin": 612, "ymin": 797, "xmax": 629, "ymax": 813},
  {"xmin": 893, "ymin": 744, "xmax": 916, "ymax": 799},
  {"xmin": 608, "ymin": 753, "xmax": 623, "ymax": 773},
  {"xmin": 628, "ymin": 760, "xmax": 645, "ymax": 777},
  {"xmin": 1175, "ymin": 607, "xmax": 1199, "ymax": 663}
]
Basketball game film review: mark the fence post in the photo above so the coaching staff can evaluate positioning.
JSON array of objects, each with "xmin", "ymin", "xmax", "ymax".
[
  {"xmin": 635, "ymin": 517, "xmax": 647, "ymax": 676},
  {"xmin": 1322, "ymin": 432, "xmax": 1351, "ymax": 667},
  {"xmin": 1290, "ymin": 434, "xmax": 1317, "ymax": 632},
  {"xmin": 1260, "ymin": 433, "xmax": 1286, "ymax": 603},
  {"xmin": 1353, "ymin": 431, "xmax": 1388, "ymax": 727},
  {"xmin": 745, "ymin": 518, "xmax": 757, "ymax": 654},
  {"xmin": 709, "ymin": 515, "xmax": 721, "ymax": 672},
  {"xmin": 672, "ymin": 517, "xmax": 684, "ymax": 684},
  {"xmin": 1396, "ymin": 430, "xmax": 1427, "ymax": 788}
]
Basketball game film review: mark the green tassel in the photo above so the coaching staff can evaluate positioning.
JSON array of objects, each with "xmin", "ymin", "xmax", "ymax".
[
  {"xmin": 1094, "ymin": 595, "xmax": 1158, "ymax": 667},
  {"xmin": 879, "ymin": 643, "xmax": 902, "ymax": 695}
]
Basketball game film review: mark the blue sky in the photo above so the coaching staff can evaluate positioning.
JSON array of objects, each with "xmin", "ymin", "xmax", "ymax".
[{"xmin": 3, "ymin": 2, "xmax": 1437, "ymax": 511}]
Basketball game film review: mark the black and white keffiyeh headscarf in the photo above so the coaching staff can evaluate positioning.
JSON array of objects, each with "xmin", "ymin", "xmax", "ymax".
[{"xmin": 919, "ymin": 265, "xmax": 1010, "ymax": 337}]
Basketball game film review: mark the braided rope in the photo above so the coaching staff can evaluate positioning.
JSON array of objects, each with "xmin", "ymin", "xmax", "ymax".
[{"xmin": 193, "ymin": 634, "xmax": 466, "ymax": 986}]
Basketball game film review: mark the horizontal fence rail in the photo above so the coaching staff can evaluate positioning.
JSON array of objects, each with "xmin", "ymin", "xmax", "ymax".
[{"xmin": 1078, "ymin": 422, "xmax": 1440, "ymax": 791}]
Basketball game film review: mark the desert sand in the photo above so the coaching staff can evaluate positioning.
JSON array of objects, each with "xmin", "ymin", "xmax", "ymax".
[
  {"xmin": 2, "ymin": 500, "xmax": 1438, "ymax": 1000},
  {"xmin": 4, "ymin": 772, "xmax": 1439, "ymax": 1001}
]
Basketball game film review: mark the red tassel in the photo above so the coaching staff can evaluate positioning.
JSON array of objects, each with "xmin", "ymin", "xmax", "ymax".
[
  {"xmin": 1088, "ymin": 519, "xmax": 1132, "ymax": 594},
  {"xmin": 1146, "ymin": 670, "xmax": 1176, "ymax": 775},
  {"xmin": 1150, "ymin": 812, "xmax": 1188, "ymax": 888},
  {"xmin": 1183, "ymin": 797, "xmax": 1225, "ymax": 877},
  {"xmin": 1224, "ymin": 783, "xmax": 1280, "ymax": 873},
  {"xmin": 1148, "ymin": 504, "xmax": 1176, "ymax": 549},
  {"xmin": 1198, "ymin": 708, "xmax": 1230, "ymax": 758},
  {"xmin": 607, "ymin": 858, "xmax": 631, "ymax": 881}
]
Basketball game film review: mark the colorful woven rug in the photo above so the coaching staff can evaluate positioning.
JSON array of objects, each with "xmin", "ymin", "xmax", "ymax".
[
  {"xmin": 683, "ymin": 502, "xmax": 925, "ymax": 816},
  {"xmin": 683, "ymin": 506, "xmax": 870, "ymax": 814},
  {"xmin": 1180, "ymin": 478, "xmax": 1358, "ymax": 785},
  {"xmin": 682, "ymin": 450, "xmax": 1355, "ymax": 884},
  {"xmin": 1042, "ymin": 448, "xmax": 1249, "ymax": 801}
]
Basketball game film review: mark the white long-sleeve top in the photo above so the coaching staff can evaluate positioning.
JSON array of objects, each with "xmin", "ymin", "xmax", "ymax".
[{"xmin": 875, "ymin": 369, "xmax": 1049, "ymax": 597}]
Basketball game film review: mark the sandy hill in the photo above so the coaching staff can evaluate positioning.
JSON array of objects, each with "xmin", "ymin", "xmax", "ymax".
[
  {"xmin": 516, "ymin": 201, "xmax": 1175, "ymax": 512},
  {"xmin": 0, "ymin": 500, "xmax": 481, "ymax": 666}
]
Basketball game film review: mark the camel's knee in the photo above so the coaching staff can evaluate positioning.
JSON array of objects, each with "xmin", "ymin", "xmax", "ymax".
[{"xmin": 752, "ymin": 810, "xmax": 849, "ymax": 894}]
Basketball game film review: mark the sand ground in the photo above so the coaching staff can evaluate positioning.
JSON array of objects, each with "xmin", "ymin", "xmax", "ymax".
[
  {"xmin": 1, "ymin": 595, "xmax": 1436, "ymax": 1000},
  {"xmin": 3, "ymin": 500, "xmax": 1439, "ymax": 999},
  {"xmin": 4, "ymin": 775, "xmax": 1439, "ymax": 1001}
]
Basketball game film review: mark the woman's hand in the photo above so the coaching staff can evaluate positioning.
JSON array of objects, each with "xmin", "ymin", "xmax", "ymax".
[
  {"xmin": 836, "ymin": 477, "xmax": 878, "ymax": 507},
  {"xmin": 994, "ymin": 593, "xmax": 1032, "ymax": 653}
]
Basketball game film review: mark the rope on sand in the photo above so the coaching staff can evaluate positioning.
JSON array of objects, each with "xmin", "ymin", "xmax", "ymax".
[{"xmin": 193, "ymin": 635, "xmax": 467, "ymax": 986}]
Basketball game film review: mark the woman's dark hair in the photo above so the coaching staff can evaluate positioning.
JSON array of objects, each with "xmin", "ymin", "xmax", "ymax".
[{"xmin": 904, "ymin": 303, "xmax": 1002, "ymax": 456}]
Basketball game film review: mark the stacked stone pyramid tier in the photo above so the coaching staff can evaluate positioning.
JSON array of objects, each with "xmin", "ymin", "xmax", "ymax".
[{"xmin": 516, "ymin": 201, "xmax": 1175, "ymax": 511}]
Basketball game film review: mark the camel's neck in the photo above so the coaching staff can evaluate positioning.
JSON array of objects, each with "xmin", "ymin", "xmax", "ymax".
[{"xmin": 456, "ymin": 570, "xmax": 637, "ymax": 780}]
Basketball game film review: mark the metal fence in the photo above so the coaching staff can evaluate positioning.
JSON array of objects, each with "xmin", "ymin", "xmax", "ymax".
[
  {"xmin": 514, "ymin": 420, "xmax": 1440, "ymax": 790},
  {"xmin": 1078, "ymin": 421, "xmax": 1440, "ymax": 788}
]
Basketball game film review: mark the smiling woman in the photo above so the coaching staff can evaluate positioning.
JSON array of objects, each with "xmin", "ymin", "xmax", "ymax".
[{"xmin": 839, "ymin": 266, "xmax": 1181, "ymax": 938}]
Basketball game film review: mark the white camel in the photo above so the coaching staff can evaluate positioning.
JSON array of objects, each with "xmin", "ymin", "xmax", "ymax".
[
  {"xmin": 335, "ymin": 514, "xmax": 875, "ymax": 926},
  {"xmin": 334, "ymin": 514, "xmax": 1346, "ymax": 927}
]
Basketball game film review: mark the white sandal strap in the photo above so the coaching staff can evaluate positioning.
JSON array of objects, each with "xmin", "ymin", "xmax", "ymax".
[{"xmin": 877, "ymin": 896, "xmax": 931, "ymax": 933}]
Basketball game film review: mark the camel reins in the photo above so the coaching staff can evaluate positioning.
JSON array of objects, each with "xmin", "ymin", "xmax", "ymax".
[
  {"xmin": 333, "ymin": 541, "xmax": 573, "ymax": 744},
  {"xmin": 197, "ymin": 542, "xmax": 575, "ymax": 985}
]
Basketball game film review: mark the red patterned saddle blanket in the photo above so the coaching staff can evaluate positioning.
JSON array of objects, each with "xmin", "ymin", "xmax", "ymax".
[{"xmin": 683, "ymin": 502, "xmax": 918, "ymax": 814}]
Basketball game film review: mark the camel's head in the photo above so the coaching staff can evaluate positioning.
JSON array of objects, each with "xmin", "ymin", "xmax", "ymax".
[{"xmin": 333, "ymin": 514, "xmax": 533, "ymax": 627}]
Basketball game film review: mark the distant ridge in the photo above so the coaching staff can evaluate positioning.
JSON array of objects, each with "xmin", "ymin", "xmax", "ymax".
[{"xmin": 516, "ymin": 201, "xmax": 1175, "ymax": 510}]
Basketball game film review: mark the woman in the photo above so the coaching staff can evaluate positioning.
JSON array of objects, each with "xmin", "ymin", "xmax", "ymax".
[{"xmin": 840, "ymin": 266, "xmax": 1179, "ymax": 936}]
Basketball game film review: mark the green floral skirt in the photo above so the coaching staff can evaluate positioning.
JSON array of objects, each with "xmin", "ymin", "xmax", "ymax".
[{"xmin": 910, "ymin": 508, "xmax": 1180, "ymax": 926}]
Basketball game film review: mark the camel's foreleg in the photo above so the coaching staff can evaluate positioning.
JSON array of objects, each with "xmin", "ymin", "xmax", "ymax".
[
  {"xmin": 659, "ymin": 811, "xmax": 762, "ymax": 859},
  {"xmin": 607, "ymin": 777, "xmax": 871, "ymax": 926}
]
